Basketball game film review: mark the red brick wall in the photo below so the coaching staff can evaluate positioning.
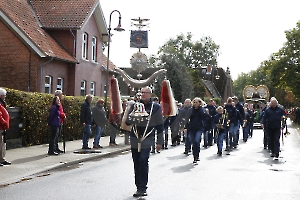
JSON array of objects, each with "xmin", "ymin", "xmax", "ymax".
[{"xmin": 0, "ymin": 21, "xmax": 35, "ymax": 92}]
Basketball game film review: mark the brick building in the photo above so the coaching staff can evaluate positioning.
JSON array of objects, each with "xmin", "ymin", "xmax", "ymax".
[{"xmin": 0, "ymin": 0, "xmax": 115, "ymax": 96}]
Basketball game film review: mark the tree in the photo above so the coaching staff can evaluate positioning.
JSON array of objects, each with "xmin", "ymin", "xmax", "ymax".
[{"xmin": 151, "ymin": 32, "xmax": 220, "ymax": 102}]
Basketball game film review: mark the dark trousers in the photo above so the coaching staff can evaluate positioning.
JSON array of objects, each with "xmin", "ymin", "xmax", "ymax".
[
  {"xmin": 263, "ymin": 128, "xmax": 269, "ymax": 148},
  {"xmin": 267, "ymin": 127, "xmax": 281, "ymax": 154},
  {"xmin": 54, "ymin": 124, "xmax": 62, "ymax": 151},
  {"xmin": 49, "ymin": 126, "xmax": 59, "ymax": 153},
  {"xmin": 171, "ymin": 123, "xmax": 180, "ymax": 145},
  {"xmin": 131, "ymin": 148, "xmax": 151, "ymax": 191}
]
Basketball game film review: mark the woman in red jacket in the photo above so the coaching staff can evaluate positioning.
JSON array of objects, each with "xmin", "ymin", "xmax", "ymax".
[{"xmin": 0, "ymin": 88, "xmax": 10, "ymax": 166}]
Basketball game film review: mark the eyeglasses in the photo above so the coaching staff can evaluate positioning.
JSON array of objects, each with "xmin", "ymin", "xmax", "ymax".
[{"xmin": 141, "ymin": 92, "xmax": 150, "ymax": 94}]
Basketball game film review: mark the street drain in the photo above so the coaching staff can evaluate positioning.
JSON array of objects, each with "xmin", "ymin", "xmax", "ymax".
[{"xmin": 73, "ymin": 150, "xmax": 101, "ymax": 154}]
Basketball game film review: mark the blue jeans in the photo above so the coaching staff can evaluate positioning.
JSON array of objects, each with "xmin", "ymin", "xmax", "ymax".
[
  {"xmin": 49, "ymin": 126, "xmax": 59, "ymax": 153},
  {"xmin": 203, "ymin": 130, "xmax": 209, "ymax": 146},
  {"xmin": 93, "ymin": 126, "xmax": 104, "ymax": 146},
  {"xmin": 131, "ymin": 147, "xmax": 151, "ymax": 191},
  {"xmin": 217, "ymin": 132, "xmax": 225, "ymax": 152},
  {"xmin": 229, "ymin": 124, "xmax": 239, "ymax": 147},
  {"xmin": 243, "ymin": 124, "xmax": 250, "ymax": 141},
  {"xmin": 189, "ymin": 129, "xmax": 202, "ymax": 159},
  {"xmin": 82, "ymin": 125, "xmax": 92, "ymax": 148},
  {"xmin": 184, "ymin": 131, "xmax": 191, "ymax": 152}
]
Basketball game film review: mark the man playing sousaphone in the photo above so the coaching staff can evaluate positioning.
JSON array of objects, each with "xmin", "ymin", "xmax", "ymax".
[{"xmin": 126, "ymin": 86, "xmax": 164, "ymax": 197}]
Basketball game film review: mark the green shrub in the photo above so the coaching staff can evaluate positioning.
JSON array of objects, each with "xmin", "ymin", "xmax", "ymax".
[{"xmin": 4, "ymin": 88, "xmax": 110, "ymax": 146}]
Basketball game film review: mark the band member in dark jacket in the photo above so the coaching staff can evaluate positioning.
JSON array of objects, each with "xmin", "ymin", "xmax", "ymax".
[
  {"xmin": 224, "ymin": 97, "xmax": 238, "ymax": 150},
  {"xmin": 204, "ymin": 99, "xmax": 217, "ymax": 145},
  {"xmin": 261, "ymin": 97, "xmax": 286, "ymax": 158},
  {"xmin": 214, "ymin": 106, "xmax": 226, "ymax": 155},
  {"xmin": 126, "ymin": 87, "xmax": 164, "ymax": 197},
  {"xmin": 232, "ymin": 96, "xmax": 244, "ymax": 143},
  {"xmin": 80, "ymin": 94, "xmax": 93, "ymax": 149},
  {"xmin": 242, "ymin": 107, "xmax": 250, "ymax": 142},
  {"xmin": 184, "ymin": 97, "xmax": 205, "ymax": 164}
]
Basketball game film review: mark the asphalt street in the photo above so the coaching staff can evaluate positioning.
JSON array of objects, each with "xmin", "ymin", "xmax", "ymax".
[{"xmin": 0, "ymin": 119, "xmax": 300, "ymax": 200}]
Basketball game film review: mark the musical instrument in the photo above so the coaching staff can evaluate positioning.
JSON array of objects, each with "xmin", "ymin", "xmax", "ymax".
[
  {"xmin": 242, "ymin": 120, "xmax": 247, "ymax": 128},
  {"xmin": 216, "ymin": 109, "xmax": 227, "ymax": 136}
]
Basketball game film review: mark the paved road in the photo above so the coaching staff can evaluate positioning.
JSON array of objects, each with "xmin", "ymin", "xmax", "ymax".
[{"xmin": 1, "ymin": 120, "xmax": 300, "ymax": 200}]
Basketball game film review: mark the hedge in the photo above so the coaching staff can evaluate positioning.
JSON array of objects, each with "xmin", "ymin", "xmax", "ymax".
[{"xmin": 4, "ymin": 88, "xmax": 110, "ymax": 147}]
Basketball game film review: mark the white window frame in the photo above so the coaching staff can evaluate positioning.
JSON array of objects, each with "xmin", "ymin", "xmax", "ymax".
[
  {"xmin": 57, "ymin": 77, "xmax": 63, "ymax": 91},
  {"xmin": 80, "ymin": 80, "xmax": 86, "ymax": 96},
  {"xmin": 90, "ymin": 82, "xmax": 95, "ymax": 95},
  {"xmin": 82, "ymin": 32, "xmax": 88, "ymax": 60},
  {"xmin": 45, "ymin": 75, "xmax": 52, "ymax": 94},
  {"xmin": 92, "ymin": 36, "xmax": 97, "ymax": 62}
]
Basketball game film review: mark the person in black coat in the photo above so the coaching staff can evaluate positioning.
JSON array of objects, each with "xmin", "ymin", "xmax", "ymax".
[
  {"xmin": 184, "ymin": 97, "xmax": 205, "ymax": 164},
  {"xmin": 126, "ymin": 87, "xmax": 164, "ymax": 197},
  {"xmin": 261, "ymin": 97, "xmax": 286, "ymax": 158},
  {"xmin": 80, "ymin": 94, "xmax": 93, "ymax": 149}
]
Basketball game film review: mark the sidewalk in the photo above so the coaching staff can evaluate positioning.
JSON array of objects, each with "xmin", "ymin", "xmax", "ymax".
[{"xmin": 0, "ymin": 135, "xmax": 131, "ymax": 187}]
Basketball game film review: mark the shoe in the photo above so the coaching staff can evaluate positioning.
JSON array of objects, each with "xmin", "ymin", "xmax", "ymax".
[
  {"xmin": 57, "ymin": 149, "xmax": 64, "ymax": 153},
  {"xmin": 193, "ymin": 160, "xmax": 197, "ymax": 164},
  {"xmin": 195, "ymin": 157, "xmax": 200, "ymax": 161},
  {"xmin": 150, "ymin": 150, "xmax": 155, "ymax": 153},
  {"xmin": 93, "ymin": 146, "xmax": 100, "ymax": 149},
  {"xmin": 217, "ymin": 151, "xmax": 222, "ymax": 156},
  {"xmin": 109, "ymin": 143, "xmax": 118, "ymax": 146},
  {"xmin": 133, "ymin": 190, "xmax": 147, "ymax": 197},
  {"xmin": 275, "ymin": 153, "xmax": 279, "ymax": 158},
  {"xmin": 48, "ymin": 152, "xmax": 59, "ymax": 156},
  {"xmin": 171, "ymin": 144, "xmax": 176, "ymax": 147},
  {"xmin": 82, "ymin": 146, "xmax": 91, "ymax": 150},
  {"xmin": 2, "ymin": 161, "xmax": 11, "ymax": 165},
  {"xmin": 183, "ymin": 151, "xmax": 189, "ymax": 154},
  {"xmin": 270, "ymin": 153, "xmax": 275, "ymax": 157},
  {"xmin": 156, "ymin": 150, "xmax": 160, "ymax": 153},
  {"xmin": 0, "ymin": 163, "xmax": 3, "ymax": 167},
  {"xmin": 164, "ymin": 146, "xmax": 168, "ymax": 150}
]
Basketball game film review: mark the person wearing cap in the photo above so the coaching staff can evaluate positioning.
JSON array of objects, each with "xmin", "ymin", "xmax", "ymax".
[
  {"xmin": 184, "ymin": 97, "xmax": 205, "ymax": 164},
  {"xmin": 92, "ymin": 99, "xmax": 107, "ymax": 148},
  {"xmin": 0, "ymin": 88, "xmax": 11, "ymax": 166},
  {"xmin": 54, "ymin": 90, "xmax": 66, "ymax": 153},
  {"xmin": 80, "ymin": 94, "xmax": 94, "ymax": 149}
]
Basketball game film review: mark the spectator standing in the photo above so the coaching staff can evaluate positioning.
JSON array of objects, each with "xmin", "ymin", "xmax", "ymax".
[
  {"xmin": 0, "ymin": 88, "xmax": 11, "ymax": 166},
  {"xmin": 54, "ymin": 90, "xmax": 66, "ymax": 153},
  {"xmin": 80, "ymin": 94, "xmax": 93, "ymax": 149},
  {"xmin": 92, "ymin": 99, "xmax": 107, "ymax": 148},
  {"xmin": 47, "ymin": 96, "xmax": 61, "ymax": 155}
]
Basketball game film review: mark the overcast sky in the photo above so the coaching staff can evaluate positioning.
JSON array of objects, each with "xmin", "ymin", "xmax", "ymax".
[{"xmin": 100, "ymin": 0, "xmax": 300, "ymax": 80}]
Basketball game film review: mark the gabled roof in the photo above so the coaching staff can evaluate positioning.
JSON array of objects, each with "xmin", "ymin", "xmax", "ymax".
[
  {"xmin": 29, "ymin": 0, "xmax": 108, "ymax": 41},
  {"xmin": 0, "ymin": 0, "xmax": 77, "ymax": 63},
  {"xmin": 102, "ymin": 53, "xmax": 116, "ymax": 70}
]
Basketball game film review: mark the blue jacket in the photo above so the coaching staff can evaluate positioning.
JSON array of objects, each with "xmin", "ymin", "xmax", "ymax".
[
  {"xmin": 48, "ymin": 104, "xmax": 61, "ymax": 127},
  {"xmin": 213, "ymin": 113, "xmax": 226, "ymax": 134},
  {"xmin": 261, "ymin": 106, "xmax": 286, "ymax": 128}
]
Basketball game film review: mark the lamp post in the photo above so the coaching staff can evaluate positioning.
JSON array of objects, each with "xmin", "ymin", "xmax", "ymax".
[
  {"xmin": 104, "ymin": 10, "xmax": 125, "ymax": 113},
  {"xmin": 211, "ymin": 67, "xmax": 220, "ymax": 98}
]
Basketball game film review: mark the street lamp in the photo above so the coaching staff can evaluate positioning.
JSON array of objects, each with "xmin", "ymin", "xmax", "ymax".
[
  {"xmin": 104, "ymin": 10, "xmax": 125, "ymax": 113},
  {"xmin": 211, "ymin": 67, "xmax": 220, "ymax": 98}
]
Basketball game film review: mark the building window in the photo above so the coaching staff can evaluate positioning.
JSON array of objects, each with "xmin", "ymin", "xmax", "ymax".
[
  {"xmin": 82, "ymin": 32, "xmax": 88, "ymax": 60},
  {"xmin": 57, "ymin": 77, "xmax": 63, "ymax": 91},
  {"xmin": 45, "ymin": 75, "xmax": 52, "ymax": 94},
  {"xmin": 80, "ymin": 80, "xmax": 86, "ymax": 96},
  {"xmin": 90, "ymin": 82, "xmax": 95, "ymax": 95},
  {"xmin": 92, "ymin": 37, "xmax": 97, "ymax": 62}
]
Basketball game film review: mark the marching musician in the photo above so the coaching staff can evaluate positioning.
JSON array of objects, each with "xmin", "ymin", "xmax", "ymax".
[
  {"xmin": 126, "ymin": 86, "xmax": 164, "ymax": 197},
  {"xmin": 214, "ymin": 106, "xmax": 226, "ymax": 155},
  {"xmin": 232, "ymin": 96, "xmax": 245, "ymax": 144},
  {"xmin": 261, "ymin": 102, "xmax": 270, "ymax": 149},
  {"xmin": 204, "ymin": 99, "xmax": 217, "ymax": 145},
  {"xmin": 184, "ymin": 97, "xmax": 205, "ymax": 164},
  {"xmin": 261, "ymin": 97, "xmax": 286, "ymax": 158},
  {"xmin": 178, "ymin": 99, "xmax": 192, "ymax": 154},
  {"xmin": 242, "ymin": 107, "xmax": 250, "ymax": 142},
  {"xmin": 224, "ymin": 97, "xmax": 238, "ymax": 150}
]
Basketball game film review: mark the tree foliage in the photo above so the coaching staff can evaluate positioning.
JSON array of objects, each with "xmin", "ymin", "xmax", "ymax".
[{"xmin": 151, "ymin": 32, "xmax": 220, "ymax": 102}]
